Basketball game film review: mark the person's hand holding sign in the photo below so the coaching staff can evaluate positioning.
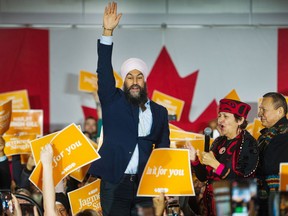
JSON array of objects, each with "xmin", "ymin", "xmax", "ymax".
[
  {"xmin": 40, "ymin": 144, "xmax": 58, "ymax": 216},
  {"xmin": 184, "ymin": 141, "xmax": 198, "ymax": 162}
]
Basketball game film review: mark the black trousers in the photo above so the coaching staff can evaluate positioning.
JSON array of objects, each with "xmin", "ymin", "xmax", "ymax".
[{"xmin": 100, "ymin": 174, "xmax": 153, "ymax": 216}]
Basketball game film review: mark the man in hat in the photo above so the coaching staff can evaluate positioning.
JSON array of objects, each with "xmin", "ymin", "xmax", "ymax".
[
  {"xmin": 89, "ymin": 2, "xmax": 170, "ymax": 216},
  {"xmin": 257, "ymin": 92, "xmax": 288, "ymax": 215}
]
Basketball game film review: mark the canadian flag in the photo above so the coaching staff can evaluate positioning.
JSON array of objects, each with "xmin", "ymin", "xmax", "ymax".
[{"xmin": 0, "ymin": 28, "xmax": 287, "ymax": 133}]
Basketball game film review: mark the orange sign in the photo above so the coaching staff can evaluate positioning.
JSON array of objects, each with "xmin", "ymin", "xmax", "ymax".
[
  {"xmin": 29, "ymin": 123, "xmax": 101, "ymax": 191},
  {"xmin": 70, "ymin": 138, "xmax": 97, "ymax": 182},
  {"xmin": 280, "ymin": 163, "xmax": 288, "ymax": 191},
  {"xmin": 170, "ymin": 129, "xmax": 204, "ymax": 140},
  {"xmin": 3, "ymin": 134, "xmax": 36, "ymax": 156},
  {"xmin": 113, "ymin": 71, "xmax": 123, "ymax": 88},
  {"xmin": 30, "ymin": 132, "xmax": 58, "ymax": 164},
  {"xmin": 152, "ymin": 90, "xmax": 184, "ymax": 121},
  {"xmin": 137, "ymin": 149, "xmax": 194, "ymax": 196},
  {"xmin": 172, "ymin": 138, "xmax": 213, "ymax": 151},
  {"xmin": 224, "ymin": 89, "xmax": 240, "ymax": 101},
  {"xmin": 79, "ymin": 70, "xmax": 98, "ymax": 92},
  {"xmin": 0, "ymin": 90, "xmax": 30, "ymax": 110},
  {"xmin": 252, "ymin": 118, "xmax": 264, "ymax": 140},
  {"xmin": 79, "ymin": 70, "xmax": 123, "ymax": 92},
  {"xmin": 0, "ymin": 100, "xmax": 12, "ymax": 135},
  {"xmin": 5, "ymin": 110, "xmax": 43, "ymax": 136},
  {"xmin": 68, "ymin": 179, "xmax": 101, "ymax": 215},
  {"xmin": 70, "ymin": 164, "xmax": 91, "ymax": 182},
  {"xmin": 246, "ymin": 122, "xmax": 254, "ymax": 136},
  {"xmin": 169, "ymin": 123, "xmax": 184, "ymax": 131}
]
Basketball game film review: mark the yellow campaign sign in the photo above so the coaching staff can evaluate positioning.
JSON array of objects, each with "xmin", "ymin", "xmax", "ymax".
[
  {"xmin": 169, "ymin": 123, "xmax": 184, "ymax": 131},
  {"xmin": 79, "ymin": 70, "xmax": 123, "ymax": 92},
  {"xmin": 0, "ymin": 90, "xmax": 30, "ymax": 110},
  {"xmin": 137, "ymin": 149, "xmax": 195, "ymax": 197},
  {"xmin": 30, "ymin": 132, "xmax": 58, "ymax": 164},
  {"xmin": 113, "ymin": 71, "xmax": 123, "ymax": 88},
  {"xmin": 171, "ymin": 138, "xmax": 213, "ymax": 151},
  {"xmin": 70, "ymin": 164, "xmax": 91, "ymax": 182},
  {"xmin": 70, "ymin": 138, "xmax": 97, "ymax": 182},
  {"xmin": 5, "ymin": 110, "xmax": 43, "ymax": 136},
  {"xmin": 30, "ymin": 125, "xmax": 83, "ymax": 164},
  {"xmin": 68, "ymin": 179, "xmax": 101, "ymax": 215},
  {"xmin": 170, "ymin": 129, "xmax": 204, "ymax": 140},
  {"xmin": 3, "ymin": 134, "xmax": 36, "ymax": 156},
  {"xmin": 280, "ymin": 163, "xmax": 288, "ymax": 191},
  {"xmin": 78, "ymin": 70, "xmax": 98, "ymax": 92},
  {"xmin": 152, "ymin": 90, "xmax": 184, "ymax": 121},
  {"xmin": 29, "ymin": 123, "xmax": 101, "ymax": 191},
  {"xmin": 246, "ymin": 122, "xmax": 254, "ymax": 136},
  {"xmin": 224, "ymin": 89, "xmax": 240, "ymax": 101},
  {"xmin": 0, "ymin": 100, "xmax": 12, "ymax": 135},
  {"xmin": 252, "ymin": 118, "xmax": 264, "ymax": 140}
]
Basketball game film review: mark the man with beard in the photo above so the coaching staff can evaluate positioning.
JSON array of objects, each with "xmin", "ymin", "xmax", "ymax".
[{"xmin": 89, "ymin": 2, "xmax": 170, "ymax": 216}]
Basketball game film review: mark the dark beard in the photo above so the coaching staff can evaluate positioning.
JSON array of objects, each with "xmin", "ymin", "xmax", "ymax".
[{"xmin": 124, "ymin": 83, "xmax": 148, "ymax": 106}]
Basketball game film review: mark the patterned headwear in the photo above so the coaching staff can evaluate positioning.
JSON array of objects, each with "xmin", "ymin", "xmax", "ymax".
[
  {"xmin": 120, "ymin": 58, "xmax": 148, "ymax": 81},
  {"xmin": 219, "ymin": 99, "xmax": 251, "ymax": 119}
]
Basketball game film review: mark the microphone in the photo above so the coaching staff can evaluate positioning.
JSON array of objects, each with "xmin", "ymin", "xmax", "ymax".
[{"xmin": 204, "ymin": 127, "xmax": 212, "ymax": 152}]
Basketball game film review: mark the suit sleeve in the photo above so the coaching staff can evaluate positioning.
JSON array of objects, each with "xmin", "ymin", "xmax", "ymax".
[
  {"xmin": 191, "ymin": 158, "xmax": 208, "ymax": 182},
  {"xmin": 97, "ymin": 40, "xmax": 118, "ymax": 105}
]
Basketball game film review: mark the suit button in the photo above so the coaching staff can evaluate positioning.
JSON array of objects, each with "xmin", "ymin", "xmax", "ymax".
[{"xmin": 129, "ymin": 152, "xmax": 132, "ymax": 154}]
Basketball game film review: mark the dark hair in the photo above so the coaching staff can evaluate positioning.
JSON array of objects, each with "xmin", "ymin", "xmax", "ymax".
[
  {"xmin": 75, "ymin": 209, "xmax": 99, "ymax": 216},
  {"xmin": 263, "ymin": 92, "xmax": 288, "ymax": 115},
  {"xmin": 234, "ymin": 114, "xmax": 248, "ymax": 130},
  {"xmin": 56, "ymin": 193, "xmax": 70, "ymax": 212}
]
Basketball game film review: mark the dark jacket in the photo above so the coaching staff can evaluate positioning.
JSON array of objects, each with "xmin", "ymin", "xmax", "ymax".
[
  {"xmin": 257, "ymin": 117, "xmax": 288, "ymax": 178},
  {"xmin": 0, "ymin": 157, "xmax": 11, "ymax": 189},
  {"xmin": 89, "ymin": 41, "xmax": 170, "ymax": 184}
]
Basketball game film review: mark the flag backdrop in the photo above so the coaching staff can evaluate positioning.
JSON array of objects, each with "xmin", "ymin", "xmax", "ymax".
[
  {"xmin": 0, "ymin": 28, "xmax": 49, "ymax": 133},
  {"xmin": 0, "ymin": 27, "xmax": 287, "ymax": 133}
]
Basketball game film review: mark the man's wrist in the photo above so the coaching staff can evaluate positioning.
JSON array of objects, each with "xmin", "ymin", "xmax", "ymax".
[{"xmin": 102, "ymin": 27, "xmax": 113, "ymax": 36}]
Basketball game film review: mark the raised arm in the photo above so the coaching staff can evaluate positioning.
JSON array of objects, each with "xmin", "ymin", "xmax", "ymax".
[
  {"xmin": 40, "ymin": 144, "xmax": 57, "ymax": 216},
  {"xmin": 97, "ymin": 2, "xmax": 122, "ymax": 105}
]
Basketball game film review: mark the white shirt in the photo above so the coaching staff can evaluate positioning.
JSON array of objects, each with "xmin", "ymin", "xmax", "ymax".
[{"xmin": 125, "ymin": 101, "xmax": 152, "ymax": 174}]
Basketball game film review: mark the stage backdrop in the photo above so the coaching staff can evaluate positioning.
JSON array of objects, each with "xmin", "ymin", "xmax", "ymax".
[{"xmin": 0, "ymin": 28, "xmax": 287, "ymax": 133}]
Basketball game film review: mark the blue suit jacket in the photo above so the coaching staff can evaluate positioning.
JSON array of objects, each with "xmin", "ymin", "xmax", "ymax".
[{"xmin": 89, "ymin": 41, "xmax": 170, "ymax": 184}]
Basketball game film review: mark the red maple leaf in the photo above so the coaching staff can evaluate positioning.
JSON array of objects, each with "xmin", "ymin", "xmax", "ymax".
[{"xmin": 147, "ymin": 47, "xmax": 218, "ymax": 132}]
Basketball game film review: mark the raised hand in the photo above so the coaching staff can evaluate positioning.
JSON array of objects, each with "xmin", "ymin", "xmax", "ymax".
[
  {"xmin": 184, "ymin": 141, "xmax": 197, "ymax": 162},
  {"xmin": 103, "ymin": 2, "xmax": 122, "ymax": 35},
  {"xmin": 40, "ymin": 144, "xmax": 53, "ymax": 166},
  {"xmin": 26, "ymin": 154, "xmax": 35, "ymax": 171},
  {"xmin": 153, "ymin": 192, "xmax": 165, "ymax": 216}
]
